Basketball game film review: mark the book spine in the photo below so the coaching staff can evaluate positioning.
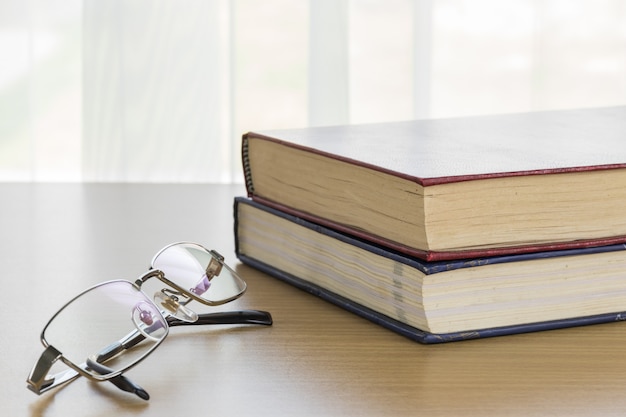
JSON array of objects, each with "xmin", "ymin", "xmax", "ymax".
[{"xmin": 241, "ymin": 134, "xmax": 255, "ymax": 196}]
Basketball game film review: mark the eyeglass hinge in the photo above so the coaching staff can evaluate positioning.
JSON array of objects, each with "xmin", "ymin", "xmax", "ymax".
[
  {"xmin": 207, "ymin": 250, "xmax": 224, "ymax": 278},
  {"xmin": 27, "ymin": 345, "xmax": 63, "ymax": 394}
]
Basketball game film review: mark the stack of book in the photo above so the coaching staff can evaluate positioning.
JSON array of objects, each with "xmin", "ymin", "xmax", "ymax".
[{"xmin": 233, "ymin": 106, "xmax": 626, "ymax": 343}]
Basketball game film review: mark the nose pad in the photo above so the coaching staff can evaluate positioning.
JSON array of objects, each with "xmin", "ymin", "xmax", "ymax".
[
  {"xmin": 132, "ymin": 301, "xmax": 167, "ymax": 341},
  {"xmin": 154, "ymin": 291, "xmax": 198, "ymax": 323},
  {"xmin": 191, "ymin": 273, "xmax": 211, "ymax": 296}
]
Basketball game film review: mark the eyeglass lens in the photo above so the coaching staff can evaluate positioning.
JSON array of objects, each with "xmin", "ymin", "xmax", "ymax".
[
  {"xmin": 42, "ymin": 280, "xmax": 168, "ymax": 378},
  {"xmin": 151, "ymin": 242, "xmax": 247, "ymax": 304}
]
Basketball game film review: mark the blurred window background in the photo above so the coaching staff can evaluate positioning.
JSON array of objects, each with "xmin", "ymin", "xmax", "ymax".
[{"xmin": 1, "ymin": 0, "xmax": 625, "ymax": 182}]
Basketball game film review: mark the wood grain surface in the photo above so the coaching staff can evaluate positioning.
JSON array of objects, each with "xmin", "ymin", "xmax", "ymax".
[{"xmin": 4, "ymin": 183, "xmax": 625, "ymax": 417}]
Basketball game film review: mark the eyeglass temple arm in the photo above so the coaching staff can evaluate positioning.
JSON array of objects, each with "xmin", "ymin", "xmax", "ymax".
[
  {"xmin": 86, "ymin": 359, "xmax": 149, "ymax": 400},
  {"xmin": 27, "ymin": 345, "xmax": 75, "ymax": 395},
  {"xmin": 24, "ymin": 309, "xmax": 273, "ymax": 400},
  {"xmin": 167, "ymin": 309, "xmax": 273, "ymax": 327},
  {"xmin": 26, "ymin": 346, "xmax": 143, "ymax": 399},
  {"xmin": 95, "ymin": 310, "xmax": 272, "ymax": 366}
]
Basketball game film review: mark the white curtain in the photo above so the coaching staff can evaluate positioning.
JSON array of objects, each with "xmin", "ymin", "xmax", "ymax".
[{"xmin": 2, "ymin": 0, "xmax": 626, "ymax": 182}]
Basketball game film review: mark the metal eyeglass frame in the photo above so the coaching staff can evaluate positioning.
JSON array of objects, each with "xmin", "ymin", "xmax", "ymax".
[{"xmin": 26, "ymin": 243, "xmax": 272, "ymax": 400}]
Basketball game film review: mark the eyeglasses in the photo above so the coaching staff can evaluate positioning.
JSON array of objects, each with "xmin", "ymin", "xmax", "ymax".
[{"xmin": 26, "ymin": 242, "xmax": 272, "ymax": 400}]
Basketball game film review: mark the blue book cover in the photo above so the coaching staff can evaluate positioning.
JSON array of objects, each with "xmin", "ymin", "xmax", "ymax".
[{"xmin": 234, "ymin": 197, "xmax": 626, "ymax": 343}]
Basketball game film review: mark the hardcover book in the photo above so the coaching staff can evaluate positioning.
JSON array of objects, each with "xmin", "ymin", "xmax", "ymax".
[
  {"xmin": 234, "ymin": 197, "xmax": 626, "ymax": 343},
  {"xmin": 242, "ymin": 106, "xmax": 626, "ymax": 261}
]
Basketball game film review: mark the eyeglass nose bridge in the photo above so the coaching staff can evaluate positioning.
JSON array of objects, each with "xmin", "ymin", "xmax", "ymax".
[
  {"xmin": 133, "ymin": 270, "xmax": 198, "ymax": 322},
  {"xmin": 153, "ymin": 289, "xmax": 198, "ymax": 322}
]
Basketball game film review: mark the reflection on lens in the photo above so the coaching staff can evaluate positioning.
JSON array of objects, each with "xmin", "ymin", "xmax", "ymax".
[
  {"xmin": 42, "ymin": 280, "xmax": 168, "ymax": 377},
  {"xmin": 151, "ymin": 242, "xmax": 246, "ymax": 304}
]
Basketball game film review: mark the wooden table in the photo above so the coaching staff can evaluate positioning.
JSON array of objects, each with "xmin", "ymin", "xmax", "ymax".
[{"xmin": 4, "ymin": 183, "xmax": 626, "ymax": 417}]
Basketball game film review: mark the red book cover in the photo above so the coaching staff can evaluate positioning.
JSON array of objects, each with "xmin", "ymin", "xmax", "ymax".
[{"xmin": 242, "ymin": 106, "xmax": 626, "ymax": 260}]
